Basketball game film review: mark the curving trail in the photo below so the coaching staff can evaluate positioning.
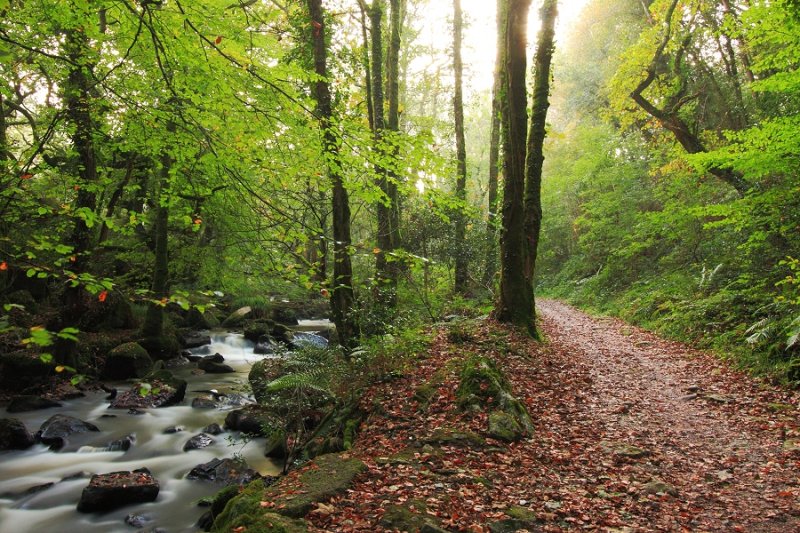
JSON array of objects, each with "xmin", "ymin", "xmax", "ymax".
[
  {"xmin": 309, "ymin": 300, "xmax": 799, "ymax": 532},
  {"xmin": 537, "ymin": 299, "xmax": 800, "ymax": 532}
]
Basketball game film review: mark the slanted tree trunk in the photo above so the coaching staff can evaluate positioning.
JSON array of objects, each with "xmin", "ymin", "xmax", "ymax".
[
  {"xmin": 482, "ymin": 0, "xmax": 505, "ymax": 288},
  {"xmin": 496, "ymin": 0, "xmax": 534, "ymax": 332},
  {"xmin": 523, "ymin": 0, "xmax": 558, "ymax": 320},
  {"xmin": 452, "ymin": 0, "xmax": 469, "ymax": 295},
  {"xmin": 308, "ymin": 0, "xmax": 359, "ymax": 348}
]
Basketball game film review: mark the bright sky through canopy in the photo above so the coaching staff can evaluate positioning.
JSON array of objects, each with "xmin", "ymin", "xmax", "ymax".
[{"xmin": 414, "ymin": 0, "xmax": 591, "ymax": 97}]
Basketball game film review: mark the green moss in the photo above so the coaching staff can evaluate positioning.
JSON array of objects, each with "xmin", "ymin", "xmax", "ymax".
[
  {"xmin": 244, "ymin": 320, "xmax": 275, "ymax": 342},
  {"xmin": 456, "ymin": 356, "xmax": 510, "ymax": 409},
  {"xmin": 424, "ymin": 428, "xmax": 486, "ymax": 448},
  {"xmin": 488, "ymin": 410, "xmax": 524, "ymax": 442},
  {"xmin": 212, "ymin": 454, "xmax": 365, "ymax": 531}
]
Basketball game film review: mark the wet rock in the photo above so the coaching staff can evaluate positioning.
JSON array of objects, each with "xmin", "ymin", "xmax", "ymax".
[
  {"xmin": 36, "ymin": 414, "xmax": 100, "ymax": 450},
  {"xmin": 224, "ymin": 406, "xmax": 280, "ymax": 436},
  {"xmin": 110, "ymin": 373, "xmax": 187, "ymax": 409},
  {"xmin": 125, "ymin": 513, "xmax": 153, "ymax": 528},
  {"xmin": 180, "ymin": 331, "xmax": 211, "ymax": 349},
  {"xmin": 128, "ymin": 408, "xmax": 146, "ymax": 415},
  {"xmin": 77, "ymin": 468, "xmax": 159, "ymax": 513},
  {"xmin": 249, "ymin": 358, "xmax": 289, "ymax": 404},
  {"xmin": 184, "ymin": 353, "xmax": 202, "ymax": 363},
  {"xmin": 102, "ymin": 342, "xmax": 153, "ymax": 380},
  {"xmin": 6, "ymin": 395, "xmax": 62, "ymax": 413},
  {"xmin": 253, "ymin": 336, "xmax": 276, "ymax": 355},
  {"xmin": 164, "ymin": 425, "xmax": 184, "ymax": 434},
  {"xmin": 106, "ymin": 434, "xmax": 135, "ymax": 452},
  {"xmin": 163, "ymin": 356, "xmax": 190, "ymax": 368},
  {"xmin": 291, "ymin": 332, "xmax": 328, "ymax": 349},
  {"xmin": 186, "ymin": 458, "xmax": 261, "ymax": 486},
  {"xmin": 197, "ymin": 359, "xmax": 235, "ymax": 374},
  {"xmin": 244, "ymin": 320, "xmax": 274, "ymax": 343},
  {"xmin": 192, "ymin": 396, "xmax": 217, "ymax": 409},
  {"xmin": 203, "ymin": 353, "xmax": 225, "ymax": 363},
  {"xmin": 0, "ymin": 418, "xmax": 35, "ymax": 450},
  {"xmin": 271, "ymin": 324, "xmax": 295, "ymax": 345},
  {"xmin": 183, "ymin": 433, "xmax": 214, "ymax": 451},
  {"xmin": 203, "ymin": 423, "xmax": 223, "ymax": 436}
]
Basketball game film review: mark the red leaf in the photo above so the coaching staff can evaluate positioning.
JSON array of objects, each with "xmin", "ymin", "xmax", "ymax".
[
  {"xmin": 215, "ymin": 35, "xmax": 223, "ymax": 44},
  {"xmin": 21, "ymin": 173, "xmax": 33, "ymax": 180},
  {"xmin": 98, "ymin": 290, "xmax": 108, "ymax": 302},
  {"xmin": 0, "ymin": 261, "xmax": 7, "ymax": 271}
]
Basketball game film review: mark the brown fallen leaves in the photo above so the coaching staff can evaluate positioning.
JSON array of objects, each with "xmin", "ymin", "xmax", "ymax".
[{"xmin": 305, "ymin": 300, "xmax": 800, "ymax": 532}]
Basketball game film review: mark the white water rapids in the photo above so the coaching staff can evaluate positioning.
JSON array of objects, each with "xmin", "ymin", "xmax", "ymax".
[{"xmin": 0, "ymin": 330, "xmax": 295, "ymax": 532}]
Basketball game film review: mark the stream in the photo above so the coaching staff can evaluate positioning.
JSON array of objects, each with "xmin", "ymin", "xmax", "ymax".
[{"xmin": 0, "ymin": 327, "xmax": 314, "ymax": 533}]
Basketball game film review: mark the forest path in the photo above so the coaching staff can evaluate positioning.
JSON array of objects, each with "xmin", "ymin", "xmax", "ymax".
[
  {"xmin": 308, "ymin": 300, "xmax": 799, "ymax": 532},
  {"xmin": 537, "ymin": 299, "xmax": 800, "ymax": 532}
]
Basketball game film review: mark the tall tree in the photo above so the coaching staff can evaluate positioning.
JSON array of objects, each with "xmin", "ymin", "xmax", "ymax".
[
  {"xmin": 523, "ymin": 0, "xmax": 558, "ymax": 289},
  {"xmin": 496, "ymin": 0, "xmax": 558, "ymax": 335},
  {"xmin": 308, "ymin": 0, "xmax": 359, "ymax": 348},
  {"xmin": 452, "ymin": 0, "xmax": 468, "ymax": 294},
  {"xmin": 482, "ymin": 0, "xmax": 506, "ymax": 288}
]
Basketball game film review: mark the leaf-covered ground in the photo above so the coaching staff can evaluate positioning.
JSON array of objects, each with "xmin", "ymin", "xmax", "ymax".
[{"xmin": 307, "ymin": 300, "xmax": 800, "ymax": 532}]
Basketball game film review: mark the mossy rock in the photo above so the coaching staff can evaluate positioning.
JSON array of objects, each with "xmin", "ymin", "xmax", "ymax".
[
  {"xmin": 380, "ymin": 501, "xmax": 447, "ymax": 532},
  {"xmin": 249, "ymin": 358, "xmax": 289, "ymax": 404},
  {"xmin": 103, "ymin": 342, "xmax": 152, "ymax": 380},
  {"xmin": 222, "ymin": 306, "xmax": 252, "ymax": 328},
  {"xmin": 78, "ymin": 291, "xmax": 135, "ymax": 332},
  {"xmin": 224, "ymin": 405, "xmax": 281, "ymax": 436},
  {"xmin": 488, "ymin": 410, "xmax": 525, "ymax": 442},
  {"xmin": 212, "ymin": 454, "xmax": 365, "ymax": 531},
  {"xmin": 424, "ymin": 428, "xmax": 486, "ymax": 448},
  {"xmin": 456, "ymin": 356, "xmax": 510, "ymax": 409},
  {"xmin": 413, "ymin": 383, "xmax": 438, "ymax": 410},
  {"xmin": 244, "ymin": 320, "xmax": 275, "ymax": 342},
  {"xmin": 139, "ymin": 333, "xmax": 182, "ymax": 360},
  {"xmin": 0, "ymin": 351, "xmax": 53, "ymax": 389}
]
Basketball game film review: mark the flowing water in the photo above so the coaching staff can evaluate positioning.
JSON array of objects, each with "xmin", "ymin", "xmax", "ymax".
[{"xmin": 0, "ymin": 330, "xmax": 299, "ymax": 533}]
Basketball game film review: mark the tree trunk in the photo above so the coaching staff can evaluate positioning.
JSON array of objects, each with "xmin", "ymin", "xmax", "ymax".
[
  {"xmin": 386, "ymin": 0, "xmax": 403, "ymax": 267},
  {"xmin": 141, "ymin": 144, "xmax": 172, "ymax": 341},
  {"xmin": 452, "ymin": 0, "xmax": 469, "ymax": 295},
  {"xmin": 308, "ymin": 0, "xmax": 359, "ymax": 348},
  {"xmin": 496, "ymin": 0, "xmax": 534, "ymax": 333},
  {"xmin": 482, "ymin": 0, "xmax": 505, "ymax": 288},
  {"xmin": 523, "ymin": 0, "xmax": 558, "ymax": 325}
]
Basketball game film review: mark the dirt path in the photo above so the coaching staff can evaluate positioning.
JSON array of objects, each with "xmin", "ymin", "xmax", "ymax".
[
  {"xmin": 307, "ymin": 301, "xmax": 799, "ymax": 532},
  {"xmin": 537, "ymin": 299, "xmax": 799, "ymax": 532}
]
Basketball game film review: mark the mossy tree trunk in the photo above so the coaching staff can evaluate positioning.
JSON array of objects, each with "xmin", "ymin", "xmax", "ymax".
[
  {"xmin": 452, "ymin": 0, "xmax": 469, "ymax": 295},
  {"xmin": 496, "ymin": 0, "xmax": 534, "ymax": 332},
  {"xmin": 307, "ymin": 0, "xmax": 359, "ymax": 349},
  {"xmin": 523, "ymin": 0, "xmax": 558, "ymax": 329}
]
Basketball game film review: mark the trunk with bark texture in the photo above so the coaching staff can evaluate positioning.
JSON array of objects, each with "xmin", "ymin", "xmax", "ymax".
[
  {"xmin": 496, "ymin": 0, "xmax": 534, "ymax": 332},
  {"xmin": 308, "ymin": 0, "xmax": 359, "ymax": 348},
  {"xmin": 453, "ymin": 0, "xmax": 469, "ymax": 294},
  {"xmin": 523, "ymin": 0, "xmax": 558, "ymax": 329}
]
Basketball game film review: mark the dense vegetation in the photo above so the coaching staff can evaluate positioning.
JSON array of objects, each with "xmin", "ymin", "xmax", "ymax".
[
  {"xmin": 0, "ymin": 0, "xmax": 798, "ymax": 383},
  {"xmin": 538, "ymin": 0, "xmax": 800, "ymax": 380}
]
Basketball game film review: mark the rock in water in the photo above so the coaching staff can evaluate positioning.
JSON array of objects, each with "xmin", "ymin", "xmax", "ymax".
[
  {"xmin": 180, "ymin": 331, "xmax": 212, "ymax": 349},
  {"xmin": 0, "ymin": 418, "xmax": 35, "ymax": 450},
  {"xmin": 197, "ymin": 358, "xmax": 235, "ymax": 374},
  {"xmin": 186, "ymin": 458, "xmax": 261, "ymax": 486},
  {"xmin": 36, "ymin": 414, "xmax": 100, "ymax": 450},
  {"xmin": 183, "ymin": 433, "xmax": 214, "ymax": 451},
  {"xmin": 292, "ymin": 332, "xmax": 329, "ymax": 349},
  {"xmin": 77, "ymin": 468, "xmax": 159, "ymax": 513},
  {"xmin": 102, "ymin": 342, "xmax": 152, "ymax": 380}
]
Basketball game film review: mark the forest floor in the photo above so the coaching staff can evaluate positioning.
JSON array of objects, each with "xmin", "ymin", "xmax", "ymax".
[{"xmin": 304, "ymin": 299, "xmax": 800, "ymax": 532}]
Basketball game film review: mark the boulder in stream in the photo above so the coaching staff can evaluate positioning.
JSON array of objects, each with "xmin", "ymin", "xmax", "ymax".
[
  {"xmin": 36, "ymin": 414, "xmax": 100, "ymax": 450},
  {"xmin": 77, "ymin": 468, "xmax": 159, "ymax": 513},
  {"xmin": 192, "ymin": 396, "xmax": 218, "ymax": 409},
  {"xmin": 0, "ymin": 418, "xmax": 35, "ymax": 450},
  {"xmin": 186, "ymin": 458, "xmax": 261, "ymax": 486},
  {"xmin": 224, "ymin": 406, "xmax": 281, "ymax": 436},
  {"xmin": 197, "ymin": 356, "xmax": 236, "ymax": 374},
  {"xmin": 102, "ymin": 342, "xmax": 152, "ymax": 380},
  {"xmin": 180, "ymin": 331, "xmax": 212, "ymax": 349},
  {"xmin": 183, "ymin": 433, "xmax": 215, "ymax": 451},
  {"xmin": 6, "ymin": 395, "xmax": 62, "ymax": 413},
  {"xmin": 109, "ymin": 372, "xmax": 187, "ymax": 409}
]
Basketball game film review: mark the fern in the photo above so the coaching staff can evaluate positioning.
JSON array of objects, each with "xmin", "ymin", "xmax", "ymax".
[
  {"xmin": 745, "ymin": 318, "xmax": 776, "ymax": 345},
  {"xmin": 267, "ymin": 369, "xmax": 332, "ymax": 396}
]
